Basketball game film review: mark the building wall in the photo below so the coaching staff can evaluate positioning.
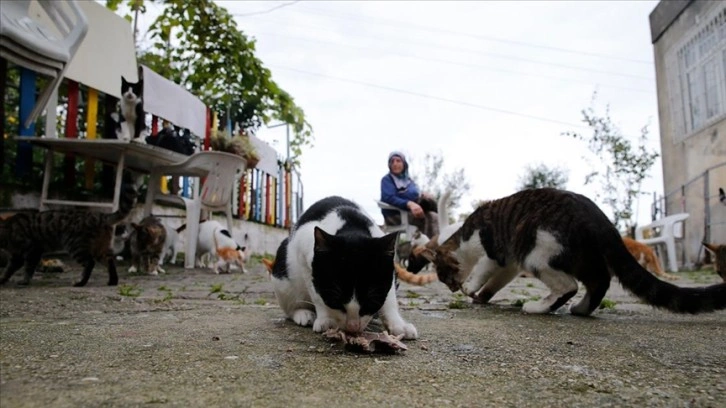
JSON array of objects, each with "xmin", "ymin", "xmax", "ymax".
[{"xmin": 651, "ymin": 0, "xmax": 726, "ymax": 267}]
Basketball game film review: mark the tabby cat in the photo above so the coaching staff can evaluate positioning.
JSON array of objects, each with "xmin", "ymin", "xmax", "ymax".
[
  {"xmin": 423, "ymin": 188, "xmax": 726, "ymax": 316},
  {"xmin": 128, "ymin": 216, "xmax": 167, "ymax": 276},
  {"xmin": 270, "ymin": 196, "xmax": 417, "ymax": 338},
  {"xmin": 0, "ymin": 184, "xmax": 137, "ymax": 287},
  {"xmin": 703, "ymin": 242, "xmax": 726, "ymax": 282},
  {"xmin": 404, "ymin": 189, "xmax": 455, "ymax": 273},
  {"xmin": 622, "ymin": 237, "xmax": 677, "ymax": 280}
]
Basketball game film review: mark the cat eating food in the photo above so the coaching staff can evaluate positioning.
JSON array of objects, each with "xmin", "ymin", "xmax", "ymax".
[
  {"xmin": 270, "ymin": 196, "xmax": 417, "ymax": 339},
  {"xmin": 423, "ymin": 188, "xmax": 726, "ymax": 316},
  {"xmin": 158, "ymin": 223, "xmax": 185, "ymax": 267},
  {"xmin": 0, "ymin": 184, "xmax": 138, "ymax": 287},
  {"xmin": 186, "ymin": 220, "xmax": 247, "ymax": 274},
  {"xmin": 128, "ymin": 216, "xmax": 167, "ymax": 276}
]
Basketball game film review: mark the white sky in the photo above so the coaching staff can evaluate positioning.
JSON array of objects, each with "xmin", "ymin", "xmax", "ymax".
[{"xmin": 137, "ymin": 0, "xmax": 664, "ymax": 227}]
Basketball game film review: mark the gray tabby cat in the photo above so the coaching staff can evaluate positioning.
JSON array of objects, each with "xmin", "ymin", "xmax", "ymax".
[
  {"xmin": 424, "ymin": 188, "xmax": 726, "ymax": 316},
  {"xmin": 0, "ymin": 184, "xmax": 138, "ymax": 287}
]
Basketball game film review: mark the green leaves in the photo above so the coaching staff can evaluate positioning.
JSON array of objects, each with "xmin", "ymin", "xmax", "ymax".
[
  {"xmin": 563, "ymin": 92, "xmax": 659, "ymax": 231},
  {"xmin": 409, "ymin": 151, "xmax": 472, "ymax": 219},
  {"xmin": 106, "ymin": 0, "xmax": 313, "ymax": 166},
  {"xmin": 517, "ymin": 163, "xmax": 569, "ymax": 191}
]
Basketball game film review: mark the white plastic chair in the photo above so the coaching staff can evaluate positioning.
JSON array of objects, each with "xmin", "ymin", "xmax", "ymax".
[
  {"xmin": 376, "ymin": 200, "xmax": 418, "ymax": 240},
  {"xmin": 143, "ymin": 151, "xmax": 247, "ymax": 269},
  {"xmin": 634, "ymin": 213, "xmax": 690, "ymax": 273},
  {"xmin": 0, "ymin": 0, "xmax": 88, "ymax": 128}
]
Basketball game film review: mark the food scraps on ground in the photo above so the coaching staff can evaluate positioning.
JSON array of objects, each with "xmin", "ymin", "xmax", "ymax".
[{"xmin": 324, "ymin": 328, "xmax": 408, "ymax": 354}]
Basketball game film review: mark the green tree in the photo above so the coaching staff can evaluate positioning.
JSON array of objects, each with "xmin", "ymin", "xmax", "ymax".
[
  {"xmin": 105, "ymin": 0, "xmax": 313, "ymax": 166},
  {"xmin": 409, "ymin": 151, "xmax": 471, "ymax": 223},
  {"xmin": 516, "ymin": 163, "xmax": 569, "ymax": 191},
  {"xmin": 563, "ymin": 92, "xmax": 659, "ymax": 231}
]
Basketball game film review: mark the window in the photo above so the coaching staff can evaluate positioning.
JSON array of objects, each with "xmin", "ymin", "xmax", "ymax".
[{"xmin": 667, "ymin": 6, "xmax": 726, "ymax": 142}]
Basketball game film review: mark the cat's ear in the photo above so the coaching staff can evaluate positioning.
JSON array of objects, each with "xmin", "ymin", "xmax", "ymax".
[
  {"xmin": 703, "ymin": 242, "xmax": 717, "ymax": 253},
  {"xmin": 420, "ymin": 248, "xmax": 436, "ymax": 263},
  {"xmin": 380, "ymin": 232, "xmax": 399, "ymax": 255},
  {"xmin": 313, "ymin": 227, "xmax": 333, "ymax": 252},
  {"xmin": 121, "ymin": 76, "xmax": 129, "ymax": 86}
]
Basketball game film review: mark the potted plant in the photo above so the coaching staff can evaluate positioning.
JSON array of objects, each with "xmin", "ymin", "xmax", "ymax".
[{"xmin": 209, "ymin": 129, "xmax": 260, "ymax": 168}]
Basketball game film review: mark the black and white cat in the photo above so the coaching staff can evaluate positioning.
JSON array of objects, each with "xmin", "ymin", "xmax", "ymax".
[
  {"xmin": 145, "ymin": 122, "xmax": 197, "ymax": 155},
  {"xmin": 270, "ymin": 196, "xmax": 418, "ymax": 338},
  {"xmin": 423, "ymin": 188, "xmax": 726, "ymax": 316},
  {"xmin": 119, "ymin": 77, "xmax": 146, "ymax": 143}
]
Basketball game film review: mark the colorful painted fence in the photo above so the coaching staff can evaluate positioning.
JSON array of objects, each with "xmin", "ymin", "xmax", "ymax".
[
  {"xmin": 1, "ymin": 64, "xmax": 302, "ymax": 230},
  {"xmin": 235, "ymin": 166, "xmax": 303, "ymax": 229}
]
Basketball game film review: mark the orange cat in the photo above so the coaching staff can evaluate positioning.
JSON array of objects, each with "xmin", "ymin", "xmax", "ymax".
[
  {"xmin": 394, "ymin": 262, "xmax": 437, "ymax": 286},
  {"xmin": 261, "ymin": 257, "xmax": 436, "ymax": 285},
  {"xmin": 262, "ymin": 258, "xmax": 275, "ymax": 276},
  {"xmin": 622, "ymin": 237, "xmax": 678, "ymax": 280},
  {"xmin": 703, "ymin": 242, "xmax": 726, "ymax": 282}
]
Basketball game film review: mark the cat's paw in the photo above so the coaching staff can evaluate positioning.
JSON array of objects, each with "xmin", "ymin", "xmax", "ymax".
[
  {"xmin": 472, "ymin": 290, "xmax": 494, "ymax": 304},
  {"xmin": 522, "ymin": 300, "xmax": 551, "ymax": 314},
  {"xmin": 386, "ymin": 321, "xmax": 418, "ymax": 340},
  {"xmin": 312, "ymin": 316, "xmax": 338, "ymax": 333},
  {"xmin": 156, "ymin": 266, "xmax": 166, "ymax": 274},
  {"xmin": 128, "ymin": 265, "xmax": 137, "ymax": 274},
  {"xmin": 460, "ymin": 280, "xmax": 482, "ymax": 297},
  {"xmin": 292, "ymin": 309, "xmax": 315, "ymax": 327},
  {"xmin": 149, "ymin": 269, "xmax": 158, "ymax": 276}
]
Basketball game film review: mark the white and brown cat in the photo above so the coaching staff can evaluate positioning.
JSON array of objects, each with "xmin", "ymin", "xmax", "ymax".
[
  {"xmin": 193, "ymin": 220, "xmax": 247, "ymax": 274},
  {"xmin": 422, "ymin": 188, "xmax": 726, "ymax": 316}
]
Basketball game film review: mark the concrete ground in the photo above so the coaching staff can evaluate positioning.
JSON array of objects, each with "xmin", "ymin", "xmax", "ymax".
[{"xmin": 0, "ymin": 258, "xmax": 724, "ymax": 408}]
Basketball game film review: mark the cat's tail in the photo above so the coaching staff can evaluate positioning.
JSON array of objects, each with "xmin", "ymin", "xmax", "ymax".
[
  {"xmin": 607, "ymin": 235, "xmax": 726, "ymax": 314},
  {"xmin": 395, "ymin": 262, "xmax": 437, "ymax": 286},
  {"xmin": 105, "ymin": 184, "xmax": 138, "ymax": 225}
]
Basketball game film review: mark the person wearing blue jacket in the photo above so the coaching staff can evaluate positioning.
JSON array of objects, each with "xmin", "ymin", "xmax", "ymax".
[{"xmin": 380, "ymin": 151, "xmax": 439, "ymax": 238}]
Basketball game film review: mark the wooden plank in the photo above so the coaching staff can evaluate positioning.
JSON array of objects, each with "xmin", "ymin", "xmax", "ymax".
[{"xmin": 84, "ymin": 87, "xmax": 98, "ymax": 189}]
